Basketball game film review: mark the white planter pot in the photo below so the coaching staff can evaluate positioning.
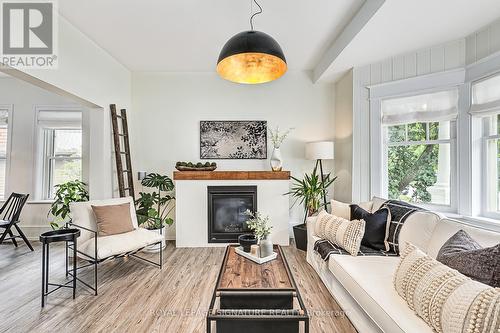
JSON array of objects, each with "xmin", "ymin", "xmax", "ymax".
[{"xmin": 143, "ymin": 226, "xmax": 166, "ymax": 253}]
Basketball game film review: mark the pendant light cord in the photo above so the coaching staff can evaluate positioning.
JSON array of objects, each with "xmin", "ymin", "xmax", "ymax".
[{"xmin": 250, "ymin": 0, "xmax": 263, "ymax": 31}]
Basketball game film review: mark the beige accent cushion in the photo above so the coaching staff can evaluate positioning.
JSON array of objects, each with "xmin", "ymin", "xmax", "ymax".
[
  {"xmin": 70, "ymin": 197, "xmax": 138, "ymax": 243},
  {"xmin": 358, "ymin": 201, "xmax": 374, "ymax": 213},
  {"xmin": 331, "ymin": 199, "xmax": 351, "ymax": 220},
  {"xmin": 91, "ymin": 203, "xmax": 135, "ymax": 236},
  {"xmin": 371, "ymin": 196, "xmax": 387, "ymax": 212},
  {"xmin": 314, "ymin": 210, "xmax": 365, "ymax": 256},
  {"xmin": 394, "ymin": 243, "xmax": 500, "ymax": 333}
]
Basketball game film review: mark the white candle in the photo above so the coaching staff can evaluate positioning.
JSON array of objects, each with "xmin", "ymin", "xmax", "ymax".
[{"xmin": 250, "ymin": 245, "xmax": 260, "ymax": 257}]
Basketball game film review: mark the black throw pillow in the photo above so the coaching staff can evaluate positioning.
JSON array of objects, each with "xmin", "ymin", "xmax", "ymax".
[
  {"xmin": 437, "ymin": 230, "xmax": 500, "ymax": 288},
  {"xmin": 350, "ymin": 204, "xmax": 390, "ymax": 250}
]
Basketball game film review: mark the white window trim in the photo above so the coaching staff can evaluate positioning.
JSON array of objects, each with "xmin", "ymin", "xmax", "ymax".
[
  {"xmin": 368, "ymin": 70, "xmax": 464, "ymax": 214},
  {"xmin": 363, "ymin": 53, "xmax": 500, "ymax": 226},
  {"xmin": 33, "ymin": 105, "xmax": 82, "ymax": 200},
  {"xmin": 479, "ymin": 112, "xmax": 500, "ymax": 220},
  {"xmin": 0, "ymin": 104, "xmax": 13, "ymax": 200},
  {"xmin": 467, "ymin": 57, "xmax": 500, "ymax": 221}
]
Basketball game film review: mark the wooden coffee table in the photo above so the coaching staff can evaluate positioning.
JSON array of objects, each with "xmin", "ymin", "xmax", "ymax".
[{"xmin": 207, "ymin": 245, "xmax": 309, "ymax": 333}]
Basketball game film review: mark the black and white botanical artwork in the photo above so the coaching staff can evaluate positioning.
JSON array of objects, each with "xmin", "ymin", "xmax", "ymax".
[{"xmin": 200, "ymin": 121, "xmax": 267, "ymax": 159}]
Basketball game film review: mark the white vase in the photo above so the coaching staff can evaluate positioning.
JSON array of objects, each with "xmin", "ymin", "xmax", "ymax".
[
  {"xmin": 270, "ymin": 147, "xmax": 283, "ymax": 171},
  {"xmin": 143, "ymin": 226, "xmax": 166, "ymax": 253},
  {"xmin": 259, "ymin": 237, "xmax": 273, "ymax": 258}
]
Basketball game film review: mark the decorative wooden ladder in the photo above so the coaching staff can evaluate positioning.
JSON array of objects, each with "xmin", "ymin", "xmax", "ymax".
[{"xmin": 110, "ymin": 104, "xmax": 135, "ymax": 199}]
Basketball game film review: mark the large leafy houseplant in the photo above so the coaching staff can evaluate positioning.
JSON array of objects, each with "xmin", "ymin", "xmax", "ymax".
[
  {"xmin": 135, "ymin": 173, "xmax": 175, "ymax": 230},
  {"xmin": 49, "ymin": 180, "xmax": 89, "ymax": 229},
  {"xmin": 285, "ymin": 164, "xmax": 337, "ymax": 220}
]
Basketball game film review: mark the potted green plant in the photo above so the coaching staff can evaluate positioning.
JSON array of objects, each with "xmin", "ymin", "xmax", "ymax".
[
  {"xmin": 285, "ymin": 164, "xmax": 337, "ymax": 251},
  {"xmin": 48, "ymin": 180, "xmax": 89, "ymax": 230},
  {"xmin": 135, "ymin": 173, "xmax": 175, "ymax": 252},
  {"xmin": 244, "ymin": 210, "xmax": 273, "ymax": 257}
]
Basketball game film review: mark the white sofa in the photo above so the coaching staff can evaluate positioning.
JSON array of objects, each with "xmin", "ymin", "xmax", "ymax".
[{"xmin": 306, "ymin": 199, "xmax": 500, "ymax": 333}]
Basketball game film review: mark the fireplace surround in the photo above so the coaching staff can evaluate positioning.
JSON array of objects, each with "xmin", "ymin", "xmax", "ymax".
[
  {"xmin": 174, "ymin": 171, "xmax": 290, "ymax": 247},
  {"xmin": 207, "ymin": 186, "xmax": 257, "ymax": 243}
]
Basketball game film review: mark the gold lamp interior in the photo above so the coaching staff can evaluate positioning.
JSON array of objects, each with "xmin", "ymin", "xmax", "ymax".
[{"xmin": 217, "ymin": 52, "xmax": 287, "ymax": 84}]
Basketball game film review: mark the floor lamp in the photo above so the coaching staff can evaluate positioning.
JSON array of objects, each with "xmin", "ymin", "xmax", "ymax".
[{"xmin": 305, "ymin": 141, "xmax": 334, "ymax": 213}]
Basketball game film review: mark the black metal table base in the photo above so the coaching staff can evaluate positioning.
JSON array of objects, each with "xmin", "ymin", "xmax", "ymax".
[{"xmin": 40, "ymin": 229, "xmax": 80, "ymax": 308}]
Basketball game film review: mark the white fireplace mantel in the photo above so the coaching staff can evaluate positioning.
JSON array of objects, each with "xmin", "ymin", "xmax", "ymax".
[{"xmin": 174, "ymin": 171, "xmax": 290, "ymax": 247}]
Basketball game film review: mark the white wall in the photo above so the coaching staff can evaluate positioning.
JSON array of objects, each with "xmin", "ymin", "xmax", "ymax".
[
  {"xmin": 466, "ymin": 17, "xmax": 500, "ymax": 65},
  {"xmin": 334, "ymin": 70, "xmax": 353, "ymax": 203},
  {"xmin": 1, "ymin": 15, "xmax": 132, "ymax": 200},
  {"xmin": 131, "ymin": 71, "xmax": 335, "ymax": 239},
  {"xmin": 0, "ymin": 77, "xmax": 82, "ymax": 238}
]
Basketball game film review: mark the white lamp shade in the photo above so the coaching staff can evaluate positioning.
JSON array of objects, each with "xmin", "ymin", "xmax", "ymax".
[{"xmin": 305, "ymin": 141, "xmax": 334, "ymax": 160}]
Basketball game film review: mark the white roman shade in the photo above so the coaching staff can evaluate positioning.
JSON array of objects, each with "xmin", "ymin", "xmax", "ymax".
[
  {"xmin": 37, "ymin": 110, "xmax": 82, "ymax": 129},
  {"xmin": 381, "ymin": 90, "xmax": 459, "ymax": 125},
  {"xmin": 470, "ymin": 73, "xmax": 500, "ymax": 116}
]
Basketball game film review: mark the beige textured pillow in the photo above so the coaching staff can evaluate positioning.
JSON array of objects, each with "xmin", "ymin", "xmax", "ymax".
[
  {"xmin": 330, "ymin": 199, "xmax": 351, "ymax": 220},
  {"xmin": 315, "ymin": 210, "xmax": 365, "ymax": 256},
  {"xmin": 394, "ymin": 243, "xmax": 500, "ymax": 333},
  {"xmin": 91, "ymin": 203, "xmax": 135, "ymax": 237},
  {"xmin": 314, "ymin": 210, "xmax": 332, "ymax": 238}
]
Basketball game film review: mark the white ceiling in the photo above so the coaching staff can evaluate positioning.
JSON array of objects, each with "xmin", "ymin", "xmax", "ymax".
[
  {"xmin": 58, "ymin": 0, "xmax": 363, "ymax": 72},
  {"xmin": 320, "ymin": 0, "xmax": 500, "ymax": 81},
  {"xmin": 58, "ymin": 0, "xmax": 500, "ymax": 82}
]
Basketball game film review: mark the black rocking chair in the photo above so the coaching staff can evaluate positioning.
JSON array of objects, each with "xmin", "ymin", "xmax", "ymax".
[{"xmin": 0, "ymin": 193, "xmax": 33, "ymax": 251}]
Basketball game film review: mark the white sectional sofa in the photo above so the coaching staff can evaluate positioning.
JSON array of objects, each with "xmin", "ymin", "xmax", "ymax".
[{"xmin": 306, "ymin": 199, "xmax": 500, "ymax": 333}]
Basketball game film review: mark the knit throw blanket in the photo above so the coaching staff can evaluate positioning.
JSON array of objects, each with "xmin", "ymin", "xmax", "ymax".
[{"xmin": 313, "ymin": 239, "xmax": 397, "ymax": 261}]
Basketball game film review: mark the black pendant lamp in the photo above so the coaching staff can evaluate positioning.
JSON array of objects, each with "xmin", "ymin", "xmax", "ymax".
[{"xmin": 217, "ymin": 0, "xmax": 287, "ymax": 84}]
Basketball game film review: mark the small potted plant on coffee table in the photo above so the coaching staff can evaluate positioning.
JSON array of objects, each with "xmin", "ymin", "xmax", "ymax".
[
  {"xmin": 285, "ymin": 164, "xmax": 336, "ymax": 251},
  {"xmin": 244, "ymin": 210, "xmax": 273, "ymax": 257}
]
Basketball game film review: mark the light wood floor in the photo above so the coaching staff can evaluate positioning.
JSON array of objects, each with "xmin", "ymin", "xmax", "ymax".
[{"xmin": 0, "ymin": 241, "xmax": 356, "ymax": 333}]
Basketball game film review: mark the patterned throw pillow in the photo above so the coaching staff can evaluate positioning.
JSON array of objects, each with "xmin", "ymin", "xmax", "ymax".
[
  {"xmin": 314, "ymin": 210, "xmax": 332, "ymax": 238},
  {"xmin": 383, "ymin": 200, "xmax": 420, "ymax": 254},
  {"xmin": 394, "ymin": 243, "xmax": 500, "ymax": 333},
  {"xmin": 314, "ymin": 210, "xmax": 365, "ymax": 256}
]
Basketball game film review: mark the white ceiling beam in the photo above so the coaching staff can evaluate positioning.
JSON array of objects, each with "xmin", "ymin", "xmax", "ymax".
[{"xmin": 312, "ymin": 0, "xmax": 385, "ymax": 83}]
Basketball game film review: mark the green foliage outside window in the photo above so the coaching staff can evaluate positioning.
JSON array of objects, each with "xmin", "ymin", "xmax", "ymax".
[{"xmin": 387, "ymin": 122, "xmax": 444, "ymax": 204}]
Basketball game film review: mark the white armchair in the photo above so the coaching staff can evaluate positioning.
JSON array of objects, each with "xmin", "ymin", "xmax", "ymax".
[{"xmin": 68, "ymin": 197, "xmax": 163, "ymax": 295}]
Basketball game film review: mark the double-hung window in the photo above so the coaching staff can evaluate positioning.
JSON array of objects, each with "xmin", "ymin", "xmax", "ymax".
[
  {"xmin": 381, "ymin": 90, "xmax": 458, "ymax": 208},
  {"xmin": 0, "ymin": 108, "xmax": 10, "ymax": 200},
  {"xmin": 470, "ymin": 73, "xmax": 500, "ymax": 218},
  {"xmin": 37, "ymin": 109, "xmax": 82, "ymax": 200}
]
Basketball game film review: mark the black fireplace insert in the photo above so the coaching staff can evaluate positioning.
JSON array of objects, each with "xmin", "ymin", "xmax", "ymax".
[{"xmin": 207, "ymin": 186, "xmax": 257, "ymax": 243}]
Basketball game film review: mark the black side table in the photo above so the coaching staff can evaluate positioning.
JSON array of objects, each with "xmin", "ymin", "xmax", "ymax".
[{"xmin": 39, "ymin": 228, "xmax": 81, "ymax": 307}]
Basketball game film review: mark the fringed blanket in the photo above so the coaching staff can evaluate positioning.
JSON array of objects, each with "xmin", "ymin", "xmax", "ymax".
[
  {"xmin": 313, "ymin": 239, "xmax": 398, "ymax": 261},
  {"xmin": 383, "ymin": 200, "xmax": 421, "ymax": 254}
]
